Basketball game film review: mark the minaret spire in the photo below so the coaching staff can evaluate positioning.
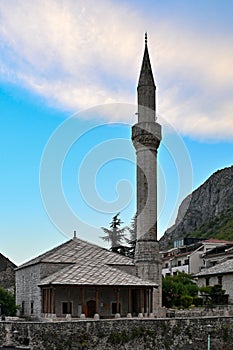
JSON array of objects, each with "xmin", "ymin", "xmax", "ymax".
[{"xmin": 137, "ymin": 33, "xmax": 156, "ymax": 122}]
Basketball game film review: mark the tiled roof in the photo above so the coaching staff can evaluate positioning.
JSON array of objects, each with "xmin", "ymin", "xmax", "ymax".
[
  {"xmin": 17, "ymin": 237, "xmax": 134, "ymax": 269},
  {"xmin": 195, "ymin": 258, "xmax": 233, "ymax": 277},
  {"xmin": 17, "ymin": 237, "xmax": 157, "ymax": 287},
  {"xmin": 204, "ymin": 239, "xmax": 233, "ymax": 244},
  {"xmin": 39, "ymin": 263, "xmax": 156, "ymax": 287}
]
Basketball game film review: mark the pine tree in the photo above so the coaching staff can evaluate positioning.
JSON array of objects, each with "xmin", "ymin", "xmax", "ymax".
[
  {"xmin": 125, "ymin": 214, "xmax": 137, "ymax": 259},
  {"xmin": 100, "ymin": 213, "xmax": 127, "ymax": 254}
]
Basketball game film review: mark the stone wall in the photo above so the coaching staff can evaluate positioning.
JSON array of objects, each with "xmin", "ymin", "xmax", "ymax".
[{"xmin": 0, "ymin": 317, "xmax": 233, "ymax": 350}]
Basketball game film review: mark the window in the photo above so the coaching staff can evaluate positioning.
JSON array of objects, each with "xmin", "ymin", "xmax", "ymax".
[
  {"xmin": 21, "ymin": 301, "xmax": 25, "ymax": 315},
  {"xmin": 178, "ymin": 261, "xmax": 181, "ymax": 266},
  {"xmin": 62, "ymin": 302, "xmax": 72, "ymax": 314},
  {"xmin": 206, "ymin": 277, "xmax": 210, "ymax": 286},
  {"xmin": 165, "ymin": 263, "xmax": 168, "ymax": 268},
  {"xmin": 218, "ymin": 276, "xmax": 222, "ymax": 285},
  {"xmin": 112, "ymin": 302, "xmax": 121, "ymax": 314},
  {"xmin": 31, "ymin": 301, "xmax": 34, "ymax": 315},
  {"xmin": 184, "ymin": 259, "xmax": 189, "ymax": 265}
]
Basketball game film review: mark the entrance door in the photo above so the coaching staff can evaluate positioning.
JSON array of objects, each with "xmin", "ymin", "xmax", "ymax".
[{"xmin": 86, "ymin": 300, "xmax": 96, "ymax": 317}]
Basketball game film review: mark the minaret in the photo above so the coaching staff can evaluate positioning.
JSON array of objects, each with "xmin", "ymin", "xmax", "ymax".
[{"xmin": 132, "ymin": 34, "xmax": 162, "ymax": 312}]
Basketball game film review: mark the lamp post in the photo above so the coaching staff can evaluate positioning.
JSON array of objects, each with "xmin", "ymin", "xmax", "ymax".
[{"xmin": 207, "ymin": 324, "xmax": 212, "ymax": 350}]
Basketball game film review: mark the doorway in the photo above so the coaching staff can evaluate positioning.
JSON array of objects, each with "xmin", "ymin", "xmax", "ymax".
[{"xmin": 86, "ymin": 299, "xmax": 96, "ymax": 317}]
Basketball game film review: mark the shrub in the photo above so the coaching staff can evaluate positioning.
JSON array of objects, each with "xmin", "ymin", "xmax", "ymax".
[{"xmin": 180, "ymin": 295, "xmax": 193, "ymax": 308}]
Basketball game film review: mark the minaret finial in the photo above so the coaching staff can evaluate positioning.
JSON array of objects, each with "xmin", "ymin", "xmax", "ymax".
[
  {"xmin": 145, "ymin": 32, "xmax": 148, "ymax": 45},
  {"xmin": 73, "ymin": 230, "xmax": 77, "ymax": 238}
]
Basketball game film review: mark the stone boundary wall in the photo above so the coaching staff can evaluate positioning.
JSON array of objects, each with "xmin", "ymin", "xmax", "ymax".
[{"xmin": 0, "ymin": 317, "xmax": 233, "ymax": 350}]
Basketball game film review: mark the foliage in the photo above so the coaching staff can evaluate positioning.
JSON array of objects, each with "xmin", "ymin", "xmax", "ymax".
[
  {"xmin": 193, "ymin": 296, "xmax": 203, "ymax": 307},
  {"xmin": 180, "ymin": 295, "xmax": 193, "ymax": 308},
  {"xmin": 199, "ymin": 284, "xmax": 227, "ymax": 305},
  {"xmin": 100, "ymin": 213, "xmax": 127, "ymax": 248},
  {"xmin": 187, "ymin": 205, "xmax": 233, "ymax": 241},
  {"xmin": 100, "ymin": 213, "xmax": 138, "ymax": 258},
  {"xmin": 162, "ymin": 272, "xmax": 198, "ymax": 308},
  {"xmin": 0, "ymin": 286, "xmax": 17, "ymax": 316},
  {"xmin": 124, "ymin": 214, "xmax": 137, "ymax": 259},
  {"xmin": 100, "ymin": 213, "xmax": 128, "ymax": 252}
]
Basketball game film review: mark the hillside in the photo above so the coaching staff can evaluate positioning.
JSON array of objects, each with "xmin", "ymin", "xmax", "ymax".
[{"xmin": 159, "ymin": 165, "xmax": 233, "ymax": 250}]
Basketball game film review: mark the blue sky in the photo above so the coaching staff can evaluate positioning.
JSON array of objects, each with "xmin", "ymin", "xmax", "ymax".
[{"xmin": 0, "ymin": 0, "xmax": 233, "ymax": 265}]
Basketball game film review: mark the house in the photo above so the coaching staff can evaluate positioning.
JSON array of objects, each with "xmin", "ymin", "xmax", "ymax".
[
  {"xmin": 15, "ymin": 235, "xmax": 157, "ymax": 318},
  {"xmin": 161, "ymin": 239, "xmax": 233, "ymax": 276},
  {"xmin": 195, "ymin": 258, "xmax": 233, "ymax": 304},
  {"xmin": 202, "ymin": 243, "xmax": 233, "ymax": 268}
]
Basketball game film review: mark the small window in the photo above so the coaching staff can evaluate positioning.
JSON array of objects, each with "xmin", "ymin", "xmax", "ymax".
[
  {"xmin": 218, "ymin": 276, "xmax": 222, "ymax": 285},
  {"xmin": 112, "ymin": 302, "xmax": 121, "ymax": 314},
  {"xmin": 184, "ymin": 259, "xmax": 189, "ymax": 265},
  {"xmin": 206, "ymin": 277, "xmax": 210, "ymax": 286},
  {"xmin": 62, "ymin": 302, "xmax": 72, "ymax": 314},
  {"xmin": 31, "ymin": 301, "xmax": 34, "ymax": 315},
  {"xmin": 165, "ymin": 263, "xmax": 168, "ymax": 268},
  {"xmin": 21, "ymin": 301, "xmax": 25, "ymax": 315},
  {"xmin": 178, "ymin": 261, "xmax": 181, "ymax": 266}
]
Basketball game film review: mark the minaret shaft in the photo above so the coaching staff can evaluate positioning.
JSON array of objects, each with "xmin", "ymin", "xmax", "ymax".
[{"xmin": 132, "ymin": 35, "xmax": 162, "ymax": 311}]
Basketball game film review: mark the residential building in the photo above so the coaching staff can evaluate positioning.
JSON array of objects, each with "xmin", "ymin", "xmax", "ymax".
[{"xmin": 161, "ymin": 239, "xmax": 233, "ymax": 276}]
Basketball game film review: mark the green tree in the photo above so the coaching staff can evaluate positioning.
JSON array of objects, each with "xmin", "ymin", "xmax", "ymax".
[
  {"xmin": 124, "ymin": 214, "xmax": 137, "ymax": 259},
  {"xmin": 162, "ymin": 272, "xmax": 198, "ymax": 308},
  {"xmin": 199, "ymin": 284, "xmax": 227, "ymax": 306},
  {"xmin": 100, "ymin": 213, "xmax": 128, "ymax": 254},
  {"xmin": 0, "ymin": 286, "xmax": 17, "ymax": 316}
]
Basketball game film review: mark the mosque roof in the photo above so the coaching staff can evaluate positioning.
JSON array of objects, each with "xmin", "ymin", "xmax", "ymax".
[
  {"xmin": 17, "ymin": 237, "xmax": 158, "ymax": 287},
  {"xmin": 17, "ymin": 237, "xmax": 134, "ymax": 269}
]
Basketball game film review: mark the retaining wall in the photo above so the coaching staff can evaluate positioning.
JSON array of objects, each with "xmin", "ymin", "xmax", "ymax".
[{"xmin": 0, "ymin": 317, "xmax": 233, "ymax": 349}]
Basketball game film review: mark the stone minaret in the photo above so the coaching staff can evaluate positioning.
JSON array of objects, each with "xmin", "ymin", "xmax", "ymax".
[{"xmin": 132, "ymin": 34, "xmax": 162, "ymax": 312}]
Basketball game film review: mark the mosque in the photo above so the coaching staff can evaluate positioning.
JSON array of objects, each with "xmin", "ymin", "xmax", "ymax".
[{"xmin": 15, "ymin": 34, "xmax": 163, "ymax": 319}]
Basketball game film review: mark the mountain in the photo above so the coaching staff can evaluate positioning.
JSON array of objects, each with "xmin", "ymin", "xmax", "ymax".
[{"xmin": 159, "ymin": 166, "xmax": 233, "ymax": 250}]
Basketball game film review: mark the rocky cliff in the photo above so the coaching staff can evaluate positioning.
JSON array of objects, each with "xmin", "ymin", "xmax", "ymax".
[
  {"xmin": 0, "ymin": 253, "xmax": 17, "ymax": 290},
  {"xmin": 159, "ymin": 165, "xmax": 233, "ymax": 250}
]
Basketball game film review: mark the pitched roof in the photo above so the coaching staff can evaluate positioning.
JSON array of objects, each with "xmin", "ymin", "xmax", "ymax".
[
  {"xmin": 17, "ymin": 237, "xmax": 134, "ymax": 270},
  {"xmin": 39, "ymin": 262, "xmax": 156, "ymax": 287},
  {"xmin": 17, "ymin": 237, "xmax": 157, "ymax": 287},
  {"xmin": 195, "ymin": 258, "xmax": 233, "ymax": 277}
]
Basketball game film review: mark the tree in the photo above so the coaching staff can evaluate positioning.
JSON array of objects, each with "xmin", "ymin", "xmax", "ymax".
[
  {"xmin": 100, "ymin": 213, "xmax": 128, "ymax": 254},
  {"xmin": 124, "ymin": 214, "xmax": 137, "ymax": 259},
  {"xmin": 0, "ymin": 286, "xmax": 17, "ymax": 316},
  {"xmin": 199, "ymin": 284, "xmax": 228, "ymax": 306},
  {"xmin": 162, "ymin": 272, "xmax": 198, "ymax": 308}
]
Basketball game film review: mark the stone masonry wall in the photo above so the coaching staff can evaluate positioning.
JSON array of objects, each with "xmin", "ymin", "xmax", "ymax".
[{"xmin": 0, "ymin": 317, "xmax": 233, "ymax": 350}]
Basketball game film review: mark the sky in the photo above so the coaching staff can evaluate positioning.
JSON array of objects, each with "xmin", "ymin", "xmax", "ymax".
[{"xmin": 1, "ymin": 0, "xmax": 233, "ymax": 265}]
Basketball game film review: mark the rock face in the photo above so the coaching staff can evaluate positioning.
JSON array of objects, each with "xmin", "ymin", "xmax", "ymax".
[
  {"xmin": 0, "ymin": 253, "xmax": 17, "ymax": 290},
  {"xmin": 159, "ymin": 166, "xmax": 233, "ymax": 250}
]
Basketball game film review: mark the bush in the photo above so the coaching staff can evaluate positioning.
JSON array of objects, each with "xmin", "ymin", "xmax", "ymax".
[
  {"xmin": 162, "ymin": 272, "xmax": 198, "ymax": 308},
  {"xmin": 0, "ymin": 286, "xmax": 17, "ymax": 316},
  {"xmin": 180, "ymin": 295, "xmax": 193, "ymax": 308},
  {"xmin": 193, "ymin": 296, "xmax": 203, "ymax": 307}
]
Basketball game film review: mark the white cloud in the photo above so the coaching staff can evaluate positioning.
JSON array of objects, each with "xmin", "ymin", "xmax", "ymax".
[{"xmin": 0, "ymin": 0, "xmax": 233, "ymax": 139}]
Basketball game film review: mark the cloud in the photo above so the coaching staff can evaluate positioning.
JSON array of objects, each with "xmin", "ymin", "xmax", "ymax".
[{"xmin": 0, "ymin": 0, "xmax": 233, "ymax": 140}]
